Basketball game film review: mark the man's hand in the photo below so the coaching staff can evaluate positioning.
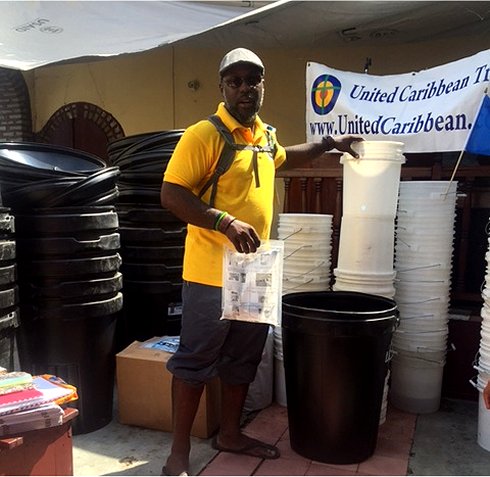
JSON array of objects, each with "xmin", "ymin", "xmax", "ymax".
[
  {"xmin": 223, "ymin": 219, "xmax": 261, "ymax": 254},
  {"xmin": 327, "ymin": 135, "xmax": 364, "ymax": 158}
]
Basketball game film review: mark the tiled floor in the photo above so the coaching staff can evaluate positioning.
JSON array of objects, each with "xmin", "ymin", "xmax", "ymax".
[{"xmin": 199, "ymin": 403, "xmax": 416, "ymax": 476}]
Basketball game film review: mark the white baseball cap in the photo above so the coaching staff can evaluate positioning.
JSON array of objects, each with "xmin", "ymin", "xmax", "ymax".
[{"xmin": 219, "ymin": 48, "xmax": 264, "ymax": 76}]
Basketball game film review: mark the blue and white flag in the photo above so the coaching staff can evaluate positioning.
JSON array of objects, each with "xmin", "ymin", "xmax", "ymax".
[{"xmin": 466, "ymin": 94, "xmax": 490, "ymax": 156}]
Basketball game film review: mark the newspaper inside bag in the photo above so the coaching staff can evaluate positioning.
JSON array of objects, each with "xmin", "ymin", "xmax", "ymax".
[{"xmin": 221, "ymin": 240, "xmax": 284, "ymax": 326}]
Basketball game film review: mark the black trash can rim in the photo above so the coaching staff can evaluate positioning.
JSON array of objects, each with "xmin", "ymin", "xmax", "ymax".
[{"xmin": 282, "ymin": 290, "xmax": 397, "ymax": 322}]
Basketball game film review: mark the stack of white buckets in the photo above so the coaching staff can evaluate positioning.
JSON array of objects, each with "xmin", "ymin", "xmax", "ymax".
[
  {"xmin": 333, "ymin": 141, "xmax": 405, "ymax": 298},
  {"xmin": 390, "ymin": 181, "xmax": 458, "ymax": 414},
  {"xmin": 333, "ymin": 141, "xmax": 405, "ymax": 424},
  {"xmin": 473, "ymin": 232, "xmax": 490, "ymax": 451},
  {"xmin": 275, "ymin": 213, "xmax": 333, "ymax": 405}
]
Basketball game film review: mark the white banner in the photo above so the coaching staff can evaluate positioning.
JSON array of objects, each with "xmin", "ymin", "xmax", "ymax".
[{"xmin": 306, "ymin": 49, "xmax": 490, "ymax": 153}]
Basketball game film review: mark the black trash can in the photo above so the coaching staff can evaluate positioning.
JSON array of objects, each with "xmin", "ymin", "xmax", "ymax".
[{"xmin": 282, "ymin": 291, "xmax": 398, "ymax": 465}]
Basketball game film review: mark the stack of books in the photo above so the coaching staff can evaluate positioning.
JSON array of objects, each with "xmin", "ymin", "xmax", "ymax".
[{"xmin": 0, "ymin": 371, "xmax": 77, "ymax": 436}]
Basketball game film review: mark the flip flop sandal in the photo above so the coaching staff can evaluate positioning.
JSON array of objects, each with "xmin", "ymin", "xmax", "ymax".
[{"xmin": 161, "ymin": 466, "xmax": 189, "ymax": 476}]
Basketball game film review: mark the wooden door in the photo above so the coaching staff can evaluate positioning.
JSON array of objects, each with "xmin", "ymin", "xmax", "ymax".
[{"xmin": 37, "ymin": 102, "xmax": 125, "ymax": 164}]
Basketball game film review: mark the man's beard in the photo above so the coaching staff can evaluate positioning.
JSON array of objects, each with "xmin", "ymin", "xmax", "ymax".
[{"xmin": 226, "ymin": 91, "xmax": 264, "ymax": 126}]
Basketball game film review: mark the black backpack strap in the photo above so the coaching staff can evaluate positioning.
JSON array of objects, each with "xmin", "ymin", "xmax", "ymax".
[
  {"xmin": 198, "ymin": 115, "xmax": 241, "ymax": 207},
  {"xmin": 198, "ymin": 115, "xmax": 277, "ymax": 207}
]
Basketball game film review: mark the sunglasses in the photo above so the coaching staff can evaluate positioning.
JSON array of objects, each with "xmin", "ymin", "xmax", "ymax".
[{"xmin": 223, "ymin": 75, "xmax": 264, "ymax": 89}]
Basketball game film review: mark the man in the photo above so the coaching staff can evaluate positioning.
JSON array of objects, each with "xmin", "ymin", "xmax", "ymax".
[{"xmin": 160, "ymin": 47, "xmax": 363, "ymax": 476}]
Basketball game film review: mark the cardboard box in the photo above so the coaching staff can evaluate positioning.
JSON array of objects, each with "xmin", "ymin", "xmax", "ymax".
[{"xmin": 116, "ymin": 338, "xmax": 221, "ymax": 439}]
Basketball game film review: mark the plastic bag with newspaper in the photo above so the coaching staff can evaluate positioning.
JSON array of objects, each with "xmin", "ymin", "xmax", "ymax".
[{"xmin": 221, "ymin": 240, "xmax": 284, "ymax": 326}]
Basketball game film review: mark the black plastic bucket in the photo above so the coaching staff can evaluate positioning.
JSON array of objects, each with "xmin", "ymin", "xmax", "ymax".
[
  {"xmin": 16, "ymin": 308, "xmax": 120, "ymax": 435},
  {"xmin": 282, "ymin": 291, "xmax": 398, "ymax": 465}
]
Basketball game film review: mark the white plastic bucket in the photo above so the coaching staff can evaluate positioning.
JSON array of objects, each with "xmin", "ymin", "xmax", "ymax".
[
  {"xmin": 279, "ymin": 231, "xmax": 332, "ymax": 244},
  {"xmin": 396, "ymin": 226, "xmax": 456, "ymax": 239},
  {"xmin": 398, "ymin": 181, "xmax": 458, "ymax": 197},
  {"xmin": 333, "ymin": 268, "xmax": 396, "ymax": 297},
  {"xmin": 340, "ymin": 141, "xmax": 405, "ymax": 217},
  {"xmin": 397, "ymin": 306, "xmax": 449, "ymax": 321},
  {"xmin": 282, "ymin": 280, "xmax": 330, "ymax": 294},
  {"xmin": 273, "ymin": 327, "xmax": 283, "ymax": 359},
  {"xmin": 332, "ymin": 281, "xmax": 395, "ymax": 299},
  {"xmin": 283, "ymin": 243, "xmax": 332, "ymax": 255},
  {"xmin": 394, "ymin": 256, "xmax": 453, "ymax": 270},
  {"xmin": 278, "ymin": 213, "xmax": 333, "ymax": 224},
  {"xmin": 397, "ymin": 319, "xmax": 448, "ymax": 333},
  {"xmin": 397, "ymin": 196, "xmax": 457, "ymax": 206},
  {"xmin": 394, "ymin": 241, "xmax": 454, "ymax": 255},
  {"xmin": 394, "ymin": 328, "xmax": 448, "ymax": 340},
  {"xmin": 278, "ymin": 223, "xmax": 332, "ymax": 233},
  {"xmin": 396, "ymin": 214, "xmax": 456, "ymax": 226},
  {"xmin": 334, "ymin": 268, "xmax": 396, "ymax": 281},
  {"xmin": 337, "ymin": 215, "xmax": 396, "ymax": 273},
  {"xmin": 394, "ymin": 237, "xmax": 455, "ymax": 252},
  {"xmin": 274, "ymin": 357, "xmax": 287, "ymax": 407},
  {"xmin": 478, "ymin": 391, "xmax": 490, "ymax": 452},
  {"xmin": 284, "ymin": 256, "xmax": 330, "ymax": 266},
  {"xmin": 394, "ymin": 347, "xmax": 447, "ymax": 364},
  {"xmin": 392, "ymin": 335, "xmax": 448, "ymax": 353},
  {"xmin": 389, "ymin": 354, "xmax": 445, "ymax": 413},
  {"xmin": 379, "ymin": 369, "xmax": 390, "ymax": 426},
  {"xmin": 283, "ymin": 261, "xmax": 330, "ymax": 276},
  {"xmin": 395, "ymin": 270, "xmax": 452, "ymax": 284}
]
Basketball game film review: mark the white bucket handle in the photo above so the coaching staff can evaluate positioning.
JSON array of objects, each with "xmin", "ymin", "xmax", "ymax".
[
  {"xmin": 283, "ymin": 244, "xmax": 313, "ymax": 259},
  {"xmin": 397, "ymin": 297, "xmax": 442, "ymax": 305},
  {"xmin": 469, "ymin": 376, "xmax": 482, "ymax": 391},
  {"xmin": 485, "ymin": 220, "xmax": 490, "ymax": 236},
  {"xmin": 392, "ymin": 349, "xmax": 446, "ymax": 365},
  {"xmin": 394, "ymin": 278, "xmax": 449, "ymax": 284},
  {"xmin": 282, "ymin": 278, "xmax": 316, "ymax": 292},
  {"xmin": 385, "ymin": 345, "xmax": 396, "ymax": 363},
  {"xmin": 398, "ymin": 313, "xmax": 435, "ymax": 320},
  {"xmin": 396, "ymin": 263, "xmax": 443, "ymax": 272},
  {"xmin": 480, "ymin": 279, "xmax": 487, "ymax": 294},
  {"xmin": 474, "ymin": 362, "xmax": 490, "ymax": 376},
  {"xmin": 396, "ymin": 327, "xmax": 447, "ymax": 334},
  {"xmin": 281, "ymin": 228, "xmax": 304, "ymax": 240}
]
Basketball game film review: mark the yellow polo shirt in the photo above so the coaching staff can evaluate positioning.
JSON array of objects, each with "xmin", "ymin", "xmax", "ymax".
[{"xmin": 163, "ymin": 102, "xmax": 286, "ymax": 286}]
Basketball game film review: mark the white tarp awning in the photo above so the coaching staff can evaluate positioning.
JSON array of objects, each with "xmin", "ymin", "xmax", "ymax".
[
  {"xmin": 0, "ymin": 1, "xmax": 273, "ymax": 71},
  {"xmin": 2, "ymin": 1, "xmax": 490, "ymax": 71}
]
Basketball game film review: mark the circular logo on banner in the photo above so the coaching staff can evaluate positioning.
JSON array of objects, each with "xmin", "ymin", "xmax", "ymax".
[{"xmin": 311, "ymin": 74, "xmax": 341, "ymax": 115}]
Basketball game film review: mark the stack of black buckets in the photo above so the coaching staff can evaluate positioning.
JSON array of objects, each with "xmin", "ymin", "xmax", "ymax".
[
  {"xmin": 0, "ymin": 205, "xmax": 19, "ymax": 371},
  {"xmin": 0, "ymin": 143, "xmax": 121, "ymax": 434},
  {"xmin": 108, "ymin": 130, "xmax": 186, "ymax": 347}
]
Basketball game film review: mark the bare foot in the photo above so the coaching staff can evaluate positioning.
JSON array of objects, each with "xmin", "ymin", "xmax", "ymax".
[{"xmin": 212, "ymin": 433, "xmax": 280, "ymax": 459}]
